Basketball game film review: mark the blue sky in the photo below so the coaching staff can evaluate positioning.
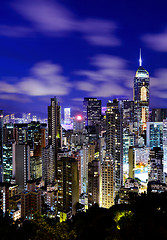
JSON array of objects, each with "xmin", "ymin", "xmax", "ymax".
[{"xmin": 1, "ymin": 0, "xmax": 167, "ymax": 117}]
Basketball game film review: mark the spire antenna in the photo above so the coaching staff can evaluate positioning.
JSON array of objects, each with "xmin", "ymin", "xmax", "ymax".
[{"xmin": 139, "ymin": 48, "xmax": 142, "ymax": 66}]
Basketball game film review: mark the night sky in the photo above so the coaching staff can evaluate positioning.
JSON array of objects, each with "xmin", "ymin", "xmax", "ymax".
[{"xmin": 1, "ymin": 0, "xmax": 167, "ymax": 117}]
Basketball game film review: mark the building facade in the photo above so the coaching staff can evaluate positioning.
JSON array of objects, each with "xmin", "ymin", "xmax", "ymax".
[
  {"xmin": 106, "ymin": 99, "xmax": 123, "ymax": 191},
  {"xmin": 13, "ymin": 144, "xmax": 30, "ymax": 190},
  {"xmin": 83, "ymin": 98, "xmax": 101, "ymax": 127},
  {"xmin": 48, "ymin": 97, "xmax": 62, "ymax": 179},
  {"xmin": 148, "ymin": 147, "xmax": 163, "ymax": 183},
  {"xmin": 101, "ymin": 154, "xmax": 114, "ymax": 208},
  {"xmin": 57, "ymin": 157, "xmax": 79, "ymax": 218},
  {"xmin": 133, "ymin": 55, "xmax": 150, "ymax": 137},
  {"xmin": 88, "ymin": 160, "xmax": 100, "ymax": 207},
  {"xmin": 146, "ymin": 122, "xmax": 163, "ymax": 149}
]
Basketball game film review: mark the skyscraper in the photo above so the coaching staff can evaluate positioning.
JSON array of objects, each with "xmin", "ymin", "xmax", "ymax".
[
  {"xmin": 3, "ymin": 143, "xmax": 13, "ymax": 183},
  {"xmin": 101, "ymin": 154, "xmax": 114, "ymax": 208},
  {"xmin": 57, "ymin": 157, "xmax": 79, "ymax": 219},
  {"xmin": 121, "ymin": 100, "xmax": 134, "ymax": 130},
  {"xmin": 163, "ymin": 119, "xmax": 167, "ymax": 174},
  {"xmin": 3, "ymin": 123, "xmax": 14, "ymax": 143},
  {"xmin": 30, "ymin": 156, "xmax": 42, "ymax": 180},
  {"xmin": 21, "ymin": 182, "xmax": 41, "ymax": 220},
  {"xmin": 133, "ymin": 50, "xmax": 150, "ymax": 137},
  {"xmin": 64, "ymin": 108, "xmax": 71, "ymax": 125},
  {"xmin": 14, "ymin": 123, "xmax": 27, "ymax": 144},
  {"xmin": 0, "ymin": 183, "xmax": 9, "ymax": 215},
  {"xmin": 83, "ymin": 98, "xmax": 101, "ymax": 127},
  {"xmin": 48, "ymin": 97, "xmax": 62, "ymax": 179},
  {"xmin": 88, "ymin": 160, "xmax": 100, "ymax": 207},
  {"xmin": 13, "ymin": 144, "xmax": 30, "ymax": 191},
  {"xmin": 80, "ymin": 145, "xmax": 88, "ymax": 194},
  {"xmin": 121, "ymin": 100, "xmax": 135, "ymax": 176},
  {"xmin": 27, "ymin": 121, "xmax": 46, "ymax": 157},
  {"xmin": 42, "ymin": 145, "xmax": 55, "ymax": 185},
  {"xmin": 106, "ymin": 99, "xmax": 123, "ymax": 191},
  {"xmin": 133, "ymin": 146, "xmax": 149, "ymax": 182},
  {"xmin": 128, "ymin": 147, "xmax": 135, "ymax": 179},
  {"xmin": 148, "ymin": 147, "xmax": 163, "ymax": 183},
  {"xmin": 73, "ymin": 115, "xmax": 85, "ymax": 133},
  {"xmin": 146, "ymin": 122, "xmax": 163, "ymax": 149},
  {"xmin": 48, "ymin": 97, "xmax": 61, "ymax": 148},
  {"xmin": 0, "ymin": 111, "xmax": 3, "ymax": 182}
]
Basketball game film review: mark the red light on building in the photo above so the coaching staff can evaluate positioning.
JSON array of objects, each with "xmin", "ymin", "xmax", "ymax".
[{"xmin": 76, "ymin": 115, "xmax": 82, "ymax": 121}]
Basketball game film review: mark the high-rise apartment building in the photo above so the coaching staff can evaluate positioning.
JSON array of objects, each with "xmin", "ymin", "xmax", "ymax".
[
  {"xmin": 133, "ymin": 51, "xmax": 150, "ymax": 136},
  {"xmin": 13, "ymin": 144, "xmax": 30, "ymax": 190},
  {"xmin": 121, "ymin": 100, "xmax": 134, "ymax": 130},
  {"xmin": 88, "ymin": 160, "xmax": 100, "ymax": 207},
  {"xmin": 128, "ymin": 147, "xmax": 135, "ymax": 179},
  {"xmin": 73, "ymin": 115, "xmax": 85, "ymax": 133},
  {"xmin": 119, "ymin": 100, "xmax": 135, "ymax": 177},
  {"xmin": 21, "ymin": 182, "xmax": 41, "ymax": 220},
  {"xmin": 123, "ymin": 129, "xmax": 135, "ymax": 179},
  {"xmin": 30, "ymin": 156, "xmax": 42, "ymax": 180},
  {"xmin": 42, "ymin": 145, "xmax": 55, "ymax": 185},
  {"xmin": 123, "ymin": 129, "xmax": 135, "ymax": 164},
  {"xmin": 132, "ymin": 146, "xmax": 149, "ymax": 182},
  {"xmin": 106, "ymin": 99, "xmax": 123, "ymax": 191},
  {"xmin": 3, "ymin": 143, "xmax": 13, "ymax": 183},
  {"xmin": 27, "ymin": 121, "xmax": 47, "ymax": 157},
  {"xmin": 146, "ymin": 122, "xmax": 163, "ymax": 149},
  {"xmin": 80, "ymin": 145, "xmax": 88, "ymax": 194},
  {"xmin": 148, "ymin": 147, "xmax": 163, "ymax": 183},
  {"xmin": 0, "ymin": 111, "xmax": 3, "ymax": 182},
  {"xmin": 71, "ymin": 115, "xmax": 86, "ymax": 147},
  {"xmin": 3, "ymin": 123, "xmax": 14, "ymax": 143},
  {"xmin": 0, "ymin": 183, "xmax": 9, "ymax": 216},
  {"xmin": 64, "ymin": 108, "xmax": 71, "ymax": 125},
  {"xmin": 57, "ymin": 157, "xmax": 79, "ymax": 218},
  {"xmin": 101, "ymin": 154, "xmax": 114, "ymax": 208},
  {"xmin": 14, "ymin": 123, "xmax": 27, "ymax": 144},
  {"xmin": 48, "ymin": 97, "xmax": 62, "ymax": 179},
  {"xmin": 163, "ymin": 120, "xmax": 167, "ymax": 173},
  {"xmin": 71, "ymin": 151, "xmax": 81, "ymax": 195},
  {"xmin": 83, "ymin": 98, "xmax": 101, "ymax": 127}
]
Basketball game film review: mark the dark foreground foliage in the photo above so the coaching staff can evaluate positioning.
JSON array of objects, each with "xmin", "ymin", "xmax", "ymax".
[
  {"xmin": 0, "ymin": 214, "xmax": 77, "ymax": 240},
  {"xmin": 72, "ymin": 193, "xmax": 167, "ymax": 240},
  {"xmin": 1, "ymin": 193, "xmax": 167, "ymax": 240}
]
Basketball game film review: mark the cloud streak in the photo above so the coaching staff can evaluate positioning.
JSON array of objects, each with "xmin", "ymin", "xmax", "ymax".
[
  {"xmin": 0, "ymin": 62, "xmax": 71, "ymax": 97},
  {"xmin": 78, "ymin": 19, "xmax": 121, "ymax": 46},
  {"xmin": 0, "ymin": 25, "xmax": 34, "ymax": 37},
  {"xmin": 13, "ymin": 0, "xmax": 75, "ymax": 34},
  {"xmin": 75, "ymin": 54, "xmax": 133, "ymax": 98},
  {"xmin": 150, "ymin": 68, "xmax": 167, "ymax": 98},
  {"xmin": 0, "ymin": 0, "xmax": 121, "ymax": 46},
  {"xmin": 142, "ymin": 29, "xmax": 167, "ymax": 51},
  {"xmin": 0, "ymin": 94, "xmax": 31, "ymax": 103}
]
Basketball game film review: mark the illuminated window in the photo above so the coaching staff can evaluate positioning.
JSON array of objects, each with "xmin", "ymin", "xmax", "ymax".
[{"xmin": 141, "ymin": 86, "xmax": 147, "ymax": 101}]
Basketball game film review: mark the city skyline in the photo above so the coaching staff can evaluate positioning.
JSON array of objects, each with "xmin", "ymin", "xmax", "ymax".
[{"xmin": 1, "ymin": 0, "xmax": 167, "ymax": 116}]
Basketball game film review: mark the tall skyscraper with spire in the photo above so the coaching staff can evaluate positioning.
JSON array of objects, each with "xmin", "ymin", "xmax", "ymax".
[{"xmin": 133, "ymin": 50, "xmax": 150, "ymax": 138}]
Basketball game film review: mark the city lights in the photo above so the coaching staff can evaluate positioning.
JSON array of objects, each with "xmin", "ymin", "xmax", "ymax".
[
  {"xmin": 0, "ymin": 0, "xmax": 167, "ymax": 237},
  {"xmin": 76, "ymin": 115, "xmax": 82, "ymax": 121}
]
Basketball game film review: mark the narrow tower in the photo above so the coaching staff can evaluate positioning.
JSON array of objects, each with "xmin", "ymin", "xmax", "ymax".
[
  {"xmin": 133, "ymin": 50, "xmax": 150, "ymax": 138},
  {"xmin": 48, "ymin": 97, "xmax": 62, "ymax": 179}
]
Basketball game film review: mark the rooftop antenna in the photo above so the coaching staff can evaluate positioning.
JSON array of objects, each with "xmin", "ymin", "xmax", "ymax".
[{"xmin": 139, "ymin": 48, "xmax": 142, "ymax": 67}]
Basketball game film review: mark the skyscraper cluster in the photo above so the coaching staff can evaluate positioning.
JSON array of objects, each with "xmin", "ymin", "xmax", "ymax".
[{"xmin": 1, "ymin": 54, "xmax": 167, "ymax": 221}]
